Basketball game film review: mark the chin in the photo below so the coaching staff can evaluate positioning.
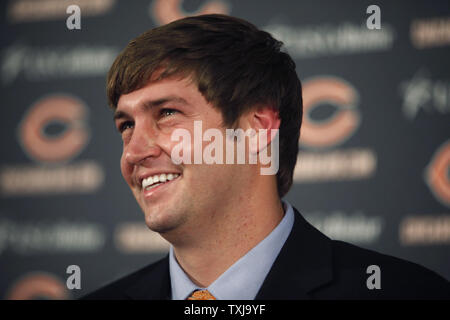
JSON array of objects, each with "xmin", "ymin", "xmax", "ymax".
[
  {"xmin": 144, "ymin": 217, "xmax": 172, "ymax": 234},
  {"xmin": 143, "ymin": 208, "xmax": 182, "ymax": 234}
]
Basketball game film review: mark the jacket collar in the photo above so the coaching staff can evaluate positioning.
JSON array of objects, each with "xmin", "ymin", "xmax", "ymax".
[{"xmin": 255, "ymin": 207, "xmax": 333, "ymax": 299}]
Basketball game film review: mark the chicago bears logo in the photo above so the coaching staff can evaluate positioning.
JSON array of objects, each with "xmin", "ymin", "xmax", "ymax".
[
  {"xmin": 151, "ymin": 0, "xmax": 230, "ymax": 26},
  {"xmin": 18, "ymin": 94, "xmax": 89, "ymax": 164},
  {"xmin": 300, "ymin": 76, "xmax": 361, "ymax": 149},
  {"xmin": 425, "ymin": 140, "xmax": 450, "ymax": 207},
  {"xmin": 6, "ymin": 272, "xmax": 68, "ymax": 300}
]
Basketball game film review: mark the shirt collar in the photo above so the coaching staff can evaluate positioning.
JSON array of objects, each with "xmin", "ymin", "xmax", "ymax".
[{"xmin": 169, "ymin": 200, "xmax": 295, "ymax": 300}]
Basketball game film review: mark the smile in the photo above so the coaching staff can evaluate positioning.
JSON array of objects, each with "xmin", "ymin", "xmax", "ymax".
[{"xmin": 142, "ymin": 173, "xmax": 180, "ymax": 191}]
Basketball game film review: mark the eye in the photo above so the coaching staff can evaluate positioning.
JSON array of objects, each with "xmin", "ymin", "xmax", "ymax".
[
  {"xmin": 160, "ymin": 108, "xmax": 179, "ymax": 118},
  {"xmin": 118, "ymin": 121, "xmax": 134, "ymax": 133}
]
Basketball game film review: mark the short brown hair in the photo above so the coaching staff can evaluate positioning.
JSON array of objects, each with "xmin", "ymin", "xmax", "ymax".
[{"xmin": 107, "ymin": 14, "xmax": 303, "ymax": 198}]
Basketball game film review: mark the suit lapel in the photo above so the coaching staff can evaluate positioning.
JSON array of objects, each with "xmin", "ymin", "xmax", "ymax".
[
  {"xmin": 255, "ymin": 207, "xmax": 333, "ymax": 299},
  {"xmin": 124, "ymin": 255, "xmax": 172, "ymax": 300}
]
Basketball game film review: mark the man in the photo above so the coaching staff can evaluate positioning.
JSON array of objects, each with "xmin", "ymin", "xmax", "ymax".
[{"xmin": 83, "ymin": 14, "xmax": 450, "ymax": 300}]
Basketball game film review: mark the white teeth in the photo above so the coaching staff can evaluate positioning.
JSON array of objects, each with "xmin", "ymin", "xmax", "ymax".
[{"xmin": 141, "ymin": 173, "xmax": 180, "ymax": 189}]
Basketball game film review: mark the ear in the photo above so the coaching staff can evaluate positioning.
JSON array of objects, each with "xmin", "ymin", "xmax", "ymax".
[{"xmin": 241, "ymin": 105, "xmax": 280, "ymax": 153}]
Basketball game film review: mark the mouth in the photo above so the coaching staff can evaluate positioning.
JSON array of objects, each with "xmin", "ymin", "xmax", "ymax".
[{"xmin": 140, "ymin": 173, "xmax": 181, "ymax": 197}]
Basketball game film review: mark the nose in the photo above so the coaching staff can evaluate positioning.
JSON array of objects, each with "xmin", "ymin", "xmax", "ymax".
[{"xmin": 123, "ymin": 123, "xmax": 161, "ymax": 165}]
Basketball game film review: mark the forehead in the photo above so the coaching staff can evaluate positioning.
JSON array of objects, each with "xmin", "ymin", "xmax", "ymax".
[{"xmin": 117, "ymin": 77, "xmax": 201, "ymax": 110}]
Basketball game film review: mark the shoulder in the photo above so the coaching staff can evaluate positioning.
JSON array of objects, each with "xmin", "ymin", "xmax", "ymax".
[
  {"xmin": 321, "ymin": 240, "xmax": 450, "ymax": 299},
  {"xmin": 80, "ymin": 257, "xmax": 169, "ymax": 300},
  {"xmin": 287, "ymin": 207, "xmax": 450, "ymax": 299}
]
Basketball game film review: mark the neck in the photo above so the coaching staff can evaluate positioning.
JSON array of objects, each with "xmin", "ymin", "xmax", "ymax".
[{"xmin": 168, "ymin": 176, "xmax": 284, "ymax": 287}]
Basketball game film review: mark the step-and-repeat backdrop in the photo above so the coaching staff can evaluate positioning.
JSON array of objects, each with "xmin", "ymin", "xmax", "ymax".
[{"xmin": 0, "ymin": 0, "xmax": 449, "ymax": 299}]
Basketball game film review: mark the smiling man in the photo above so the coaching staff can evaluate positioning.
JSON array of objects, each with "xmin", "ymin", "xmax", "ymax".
[{"xmin": 83, "ymin": 14, "xmax": 450, "ymax": 300}]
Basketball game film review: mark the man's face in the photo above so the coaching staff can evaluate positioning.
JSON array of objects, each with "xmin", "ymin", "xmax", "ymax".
[{"xmin": 114, "ymin": 77, "xmax": 249, "ymax": 238}]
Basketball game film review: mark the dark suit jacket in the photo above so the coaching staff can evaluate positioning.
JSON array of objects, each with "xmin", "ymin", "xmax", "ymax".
[{"xmin": 82, "ymin": 207, "xmax": 450, "ymax": 299}]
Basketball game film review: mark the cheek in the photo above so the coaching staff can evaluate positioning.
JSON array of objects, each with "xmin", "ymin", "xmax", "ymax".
[{"xmin": 159, "ymin": 131, "xmax": 193, "ymax": 164}]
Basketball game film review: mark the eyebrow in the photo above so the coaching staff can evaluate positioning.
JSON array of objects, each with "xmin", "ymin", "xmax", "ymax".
[{"xmin": 113, "ymin": 95, "xmax": 189, "ymax": 121}]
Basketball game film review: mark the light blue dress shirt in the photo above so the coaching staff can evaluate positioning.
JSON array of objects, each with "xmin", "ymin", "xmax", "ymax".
[{"xmin": 169, "ymin": 200, "xmax": 295, "ymax": 300}]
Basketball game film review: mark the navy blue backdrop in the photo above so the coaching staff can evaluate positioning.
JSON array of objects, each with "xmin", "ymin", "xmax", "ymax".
[{"xmin": 0, "ymin": 0, "xmax": 449, "ymax": 299}]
